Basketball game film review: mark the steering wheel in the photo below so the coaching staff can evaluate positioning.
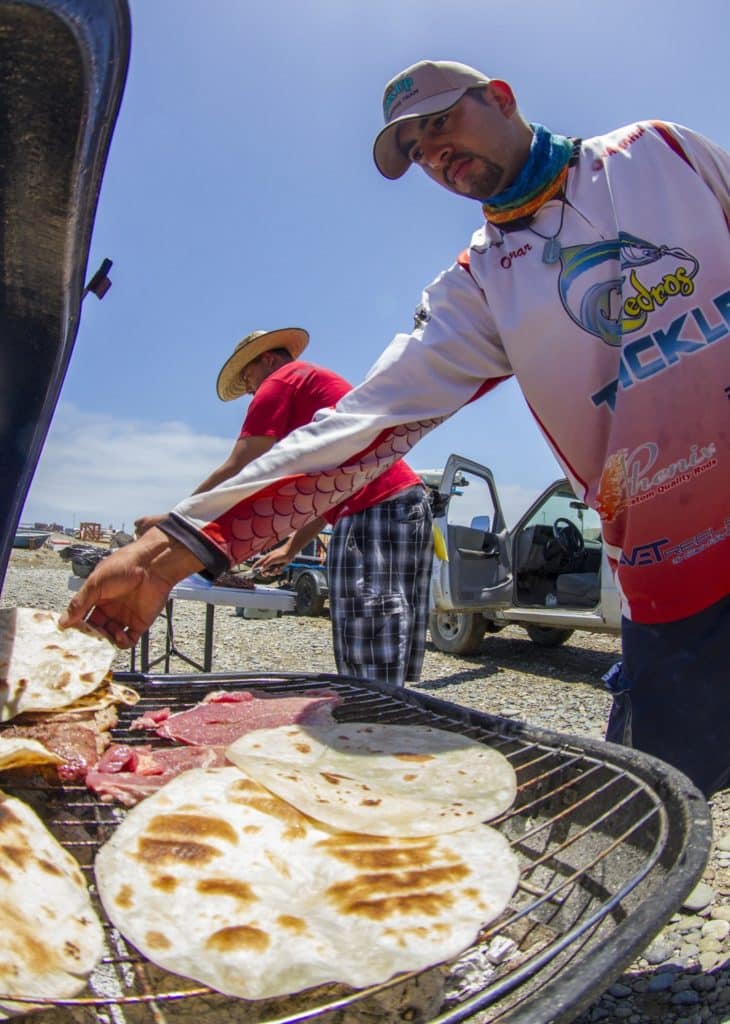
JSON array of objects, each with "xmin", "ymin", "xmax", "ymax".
[{"xmin": 551, "ymin": 517, "xmax": 585, "ymax": 560}]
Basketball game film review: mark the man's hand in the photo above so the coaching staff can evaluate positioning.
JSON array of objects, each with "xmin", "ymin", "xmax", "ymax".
[
  {"xmin": 253, "ymin": 518, "xmax": 326, "ymax": 576},
  {"xmin": 134, "ymin": 513, "xmax": 166, "ymax": 537},
  {"xmin": 253, "ymin": 539, "xmax": 296, "ymax": 576},
  {"xmin": 60, "ymin": 528, "xmax": 204, "ymax": 648}
]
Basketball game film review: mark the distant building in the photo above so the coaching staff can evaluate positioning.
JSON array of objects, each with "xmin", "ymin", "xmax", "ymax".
[{"xmin": 79, "ymin": 521, "xmax": 102, "ymax": 541}]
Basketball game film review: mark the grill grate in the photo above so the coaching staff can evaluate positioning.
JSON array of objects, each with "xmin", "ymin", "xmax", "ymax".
[{"xmin": 3, "ymin": 670, "xmax": 710, "ymax": 1024}]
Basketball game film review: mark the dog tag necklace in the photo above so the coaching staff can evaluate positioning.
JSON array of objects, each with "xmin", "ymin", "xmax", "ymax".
[{"xmin": 529, "ymin": 195, "xmax": 567, "ymax": 264}]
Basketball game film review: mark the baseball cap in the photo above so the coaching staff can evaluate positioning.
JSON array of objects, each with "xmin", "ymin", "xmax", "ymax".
[{"xmin": 373, "ymin": 60, "xmax": 491, "ymax": 180}]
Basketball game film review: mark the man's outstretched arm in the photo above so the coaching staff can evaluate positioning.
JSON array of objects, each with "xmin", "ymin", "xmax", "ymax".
[
  {"xmin": 64, "ymin": 266, "xmax": 510, "ymax": 643},
  {"xmin": 165, "ymin": 274, "xmax": 510, "ymax": 571}
]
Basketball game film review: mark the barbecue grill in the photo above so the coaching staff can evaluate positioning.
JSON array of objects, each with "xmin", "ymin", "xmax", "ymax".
[
  {"xmin": 0, "ymin": 1, "xmax": 713, "ymax": 1022},
  {"xmin": 2, "ymin": 670, "xmax": 711, "ymax": 1024}
]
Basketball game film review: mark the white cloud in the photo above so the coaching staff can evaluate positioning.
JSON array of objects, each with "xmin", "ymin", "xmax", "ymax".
[{"xmin": 21, "ymin": 403, "xmax": 231, "ymax": 532}]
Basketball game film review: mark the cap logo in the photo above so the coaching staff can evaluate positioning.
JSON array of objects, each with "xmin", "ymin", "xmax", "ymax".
[{"xmin": 383, "ymin": 75, "xmax": 416, "ymax": 120}]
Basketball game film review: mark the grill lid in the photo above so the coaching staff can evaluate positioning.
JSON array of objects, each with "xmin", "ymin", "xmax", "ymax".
[{"xmin": 0, "ymin": 0, "xmax": 130, "ymax": 584}]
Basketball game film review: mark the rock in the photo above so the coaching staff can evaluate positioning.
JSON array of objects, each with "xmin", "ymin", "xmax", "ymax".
[
  {"xmin": 698, "ymin": 951, "xmax": 721, "ymax": 971},
  {"xmin": 702, "ymin": 918, "xmax": 730, "ymax": 941},
  {"xmin": 678, "ymin": 943, "xmax": 700, "ymax": 960},
  {"xmin": 679, "ymin": 916, "xmax": 708, "ymax": 931},
  {"xmin": 588, "ymin": 1006, "xmax": 611, "ymax": 1021},
  {"xmin": 673, "ymin": 977, "xmax": 694, "ymax": 992},
  {"xmin": 647, "ymin": 972, "xmax": 676, "ymax": 992},
  {"xmin": 645, "ymin": 942, "xmax": 675, "ymax": 965},
  {"xmin": 690, "ymin": 974, "xmax": 717, "ymax": 992},
  {"xmin": 672, "ymin": 988, "xmax": 701, "ymax": 1005},
  {"xmin": 683, "ymin": 884, "xmax": 716, "ymax": 912},
  {"xmin": 698, "ymin": 937, "xmax": 722, "ymax": 953}
]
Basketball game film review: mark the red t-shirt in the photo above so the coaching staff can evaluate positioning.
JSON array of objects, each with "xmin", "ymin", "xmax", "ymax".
[{"xmin": 240, "ymin": 361, "xmax": 421, "ymax": 522}]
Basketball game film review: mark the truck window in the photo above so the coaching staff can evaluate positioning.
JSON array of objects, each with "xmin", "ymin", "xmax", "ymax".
[
  {"xmin": 524, "ymin": 486, "xmax": 601, "ymax": 542},
  {"xmin": 445, "ymin": 470, "xmax": 498, "ymax": 532}
]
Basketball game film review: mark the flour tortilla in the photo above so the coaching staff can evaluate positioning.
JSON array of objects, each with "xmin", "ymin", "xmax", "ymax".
[
  {"xmin": 0, "ymin": 608, "xmax": 115, "ymax": 722},
  {"xmin": 37, "ymin": 678, "xmax": 140, "ymax": 715},
  {"xmin": 226, "ymin": 721, "xmax": 517, "ymax": 837},
  {"xmin": 0, "ymin": 790, "xmax": 104, "ymax": 1016},
  {"xmin": 0, "ymin": 736, "xmax": 63, "ymax": 770},
  {"xmin": 95, "ymin": 766, "xmax": 519, "ymax": 1000}
]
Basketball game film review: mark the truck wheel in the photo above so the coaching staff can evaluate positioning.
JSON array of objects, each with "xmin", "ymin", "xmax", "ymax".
[
  {"xmin": 428, "ymin": 611, "xmax": 485, "ymax": 655},
  {"xmin": 294, "ymin": 574, "xmax": 326, "ymax": 616},
  {"xmin": 525, "ymin": 624, "xmax": 574, "ymax": 647}
]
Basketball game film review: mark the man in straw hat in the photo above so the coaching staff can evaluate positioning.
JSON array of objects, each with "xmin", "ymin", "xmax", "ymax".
[
  {"xmin": 64, "ymin": 61, "xmax": 729, "ymax": 795},
  {"xmin": 137, "ymin": 328, "xmax": 433, "ymax": 689},
  {"xmin": 134, "ymin": 328, "xmax": 310, "ymax": 533}
]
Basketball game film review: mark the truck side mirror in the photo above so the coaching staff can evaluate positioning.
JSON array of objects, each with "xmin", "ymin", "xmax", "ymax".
[{"xmin": 470, "ymin": 515, "xmax": 491, "ymax": 532}]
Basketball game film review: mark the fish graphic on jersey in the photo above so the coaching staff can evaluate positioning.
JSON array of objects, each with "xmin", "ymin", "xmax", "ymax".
[{"xmin": 558, "ymin": 232, "xmax": 699, "ymax": 346}]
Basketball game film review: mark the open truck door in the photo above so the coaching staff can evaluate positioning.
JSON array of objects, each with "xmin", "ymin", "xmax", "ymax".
[
  {"xmin": 429, "ymin": 455, "xmax": 512, "ymax": 653},
  {"xmin": 428, "ymin": 462, "xmax": 621, "ymax": 655}
]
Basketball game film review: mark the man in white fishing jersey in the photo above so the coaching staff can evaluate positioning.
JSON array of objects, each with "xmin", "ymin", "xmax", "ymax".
[{"xmin": 64, "ymin": 60, "xmax": 730, "ymax": 797}]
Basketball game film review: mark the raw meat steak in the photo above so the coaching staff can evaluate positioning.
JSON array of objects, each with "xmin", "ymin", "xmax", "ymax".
[
  {"xmin": 85, "ymin": 743, "xmax": 227, "ymax": 806},
  {"xmin": 130, "ymin": 689, "xmax": 340, "ymax": 747}
]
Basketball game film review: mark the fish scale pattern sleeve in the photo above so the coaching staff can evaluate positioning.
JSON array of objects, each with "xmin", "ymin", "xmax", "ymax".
[{"xmin": 160, "ymin": 260, "xmax": 513, "ymax": 570}]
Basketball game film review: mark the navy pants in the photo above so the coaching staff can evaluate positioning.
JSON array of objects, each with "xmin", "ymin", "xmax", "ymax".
[{"xmin": 605, "ymin": 592, "xmax": 730, "ymax": 797}]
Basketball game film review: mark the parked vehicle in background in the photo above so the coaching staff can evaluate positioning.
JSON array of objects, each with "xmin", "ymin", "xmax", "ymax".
[
  {"xmin": 425, "ymin": 456, "xmax": 621, "ymax": 654},
  {"xmin": 269, "ymin": 528, "xmax": 331, "ymax": 616},
  {"xmin": 285, "ymin": 535, "xmax": 329, "ymax": 615}
]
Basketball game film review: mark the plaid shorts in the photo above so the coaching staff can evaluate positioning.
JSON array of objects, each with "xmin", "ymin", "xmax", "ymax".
[{"xmin": 327, "ymin": 486, "xmax": 433, "ymax": 688}]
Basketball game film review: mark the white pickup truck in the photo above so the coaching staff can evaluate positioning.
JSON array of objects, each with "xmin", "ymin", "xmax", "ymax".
[{"xmin": 425, "ymin": 456, "xmax": 621, "ymax": 655}]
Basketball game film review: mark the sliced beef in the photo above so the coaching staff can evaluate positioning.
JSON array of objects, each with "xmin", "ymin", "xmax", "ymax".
[
  {"xmin": 0, "ymin": 706, "xmax": 118, "ymax": 781},
  {"xmin": 130, "ymin": 706, "xmax": 175, "ymax": 730},
  {"xmin": 85, "ymin": 743, "xmax": 228, "ymax": 806},
  {"xmin": 130, "ymin": 689, "xmax": 341, "ymax": 747}
]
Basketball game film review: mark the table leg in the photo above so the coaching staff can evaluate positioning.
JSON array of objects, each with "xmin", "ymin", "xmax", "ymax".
[
  {"xmin": 134, "ymin": 596, "xmax": 216, "ymax": 675},
  {"xmin": 164, "ymin": 598, "xmax": 174, "ymax": 673},
  {"xmin": 140, "ymin": 630, "xmax": 150, "ymax": 673},
  {"xmin": 204, "ymin": 603, "xmax": 215, "ymax": 672}
]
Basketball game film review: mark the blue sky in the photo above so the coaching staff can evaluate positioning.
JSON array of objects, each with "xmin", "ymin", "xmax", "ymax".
[{"xmin": 22, "ymin": 0, "xmax": 728, "ymax": 532}]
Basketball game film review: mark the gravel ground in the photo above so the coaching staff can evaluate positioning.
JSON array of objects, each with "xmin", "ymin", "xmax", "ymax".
[{"xmin": 2, "ymin": 547, "xmax": 728, "ymax": 1024}]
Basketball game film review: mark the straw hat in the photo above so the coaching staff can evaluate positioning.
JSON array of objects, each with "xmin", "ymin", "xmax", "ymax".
[{"xmin": 216, "ymin": 327, "xmax": 309, "ymax": 401}]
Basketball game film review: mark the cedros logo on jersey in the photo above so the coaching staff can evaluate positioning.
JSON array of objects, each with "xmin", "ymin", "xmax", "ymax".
[
  {"xmin": 555, "ymin": 231, "xmax": 729, "ymax": 412},
  {"xmin": 558, "ymin": 232, "xmax": 699, "ymax": 347}
]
